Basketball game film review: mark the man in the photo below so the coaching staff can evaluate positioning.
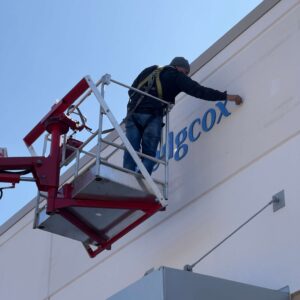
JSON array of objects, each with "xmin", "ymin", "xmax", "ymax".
[{"xmin": 123, "ymin": 57, "xmax": 243, "ymax": 175}]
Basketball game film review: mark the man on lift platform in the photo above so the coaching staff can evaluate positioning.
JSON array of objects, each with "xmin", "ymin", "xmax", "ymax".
[{"xmin": 123, "ymin": 57, "xmax": 243, "ymax": 174}]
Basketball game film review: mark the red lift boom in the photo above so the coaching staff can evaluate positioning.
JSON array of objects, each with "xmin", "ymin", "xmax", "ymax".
[{"xmin": 0, "ymin": 75, "xmax": 169, "ymax": 257}]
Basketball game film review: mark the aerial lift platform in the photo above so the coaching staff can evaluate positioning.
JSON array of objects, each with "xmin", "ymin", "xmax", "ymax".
[{"xmin": 0, "ymin": 74, "xmax": 170, "ymax": 257}]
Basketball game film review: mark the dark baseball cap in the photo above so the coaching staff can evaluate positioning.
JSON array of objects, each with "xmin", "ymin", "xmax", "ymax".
[{"xmin": 170, "ymin": 57, "xmax": 190, "ymax": 74}]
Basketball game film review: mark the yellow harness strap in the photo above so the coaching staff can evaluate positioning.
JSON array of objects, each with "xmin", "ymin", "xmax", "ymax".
[
  {"xmin": 155, "ymin": 67, "xmax": 164, "ymax": 99},
  {"xmin": 136, "ymin": 66, "xmax": 164, "ymax": 99}
]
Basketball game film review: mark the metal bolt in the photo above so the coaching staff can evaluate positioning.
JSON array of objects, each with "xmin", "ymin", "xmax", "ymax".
[{"xmin": 36, "ymin": 159, "xmax": 43, "ymax": 166}]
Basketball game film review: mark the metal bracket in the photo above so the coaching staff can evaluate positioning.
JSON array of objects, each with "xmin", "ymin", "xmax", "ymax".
[
  {"xmin": 183, "ymin": 264, "xmax": 193, "ymax": 272},
  {"xmin": 101, "ymin": 74, "xmax": 111, "ymax": 85},
  {"xmin": 272, "ymin": 190, "xmax": 285, "ymax": 212}
]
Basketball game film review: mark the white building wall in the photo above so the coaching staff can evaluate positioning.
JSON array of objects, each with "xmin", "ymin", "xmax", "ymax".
[{"xmin": 1, "ymin": 0, "xmax": 300, "ymax": 299}]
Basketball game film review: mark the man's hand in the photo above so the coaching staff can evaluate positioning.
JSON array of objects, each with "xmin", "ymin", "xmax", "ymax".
[{"xmin": 227, "ymin": 94, "xmax": 243, "ymax": 105}]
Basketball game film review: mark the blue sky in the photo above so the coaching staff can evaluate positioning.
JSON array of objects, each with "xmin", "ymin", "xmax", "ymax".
[{"xmin": 0, "ymin": 0, "xmax": 261, "ymax": 225}]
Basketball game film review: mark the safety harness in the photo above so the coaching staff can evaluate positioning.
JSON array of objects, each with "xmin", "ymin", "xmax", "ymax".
[
  {"xmin": 125, "ymin": 66, "xmax": 165, "ymax": 133},
  {"xmin": 136, "ymin": 66, "xmax": 164, "ymax": 98},
  {"xmin": 124, "ymin": 67, "xmax": 164, "ymax": 133},
  {"xmin": 102, "ymin": 66, "xmax": 165, "ymax": 134},
  {"xmin": 127, "ymin": 66, "xmax": 164, "ymax": 117}
]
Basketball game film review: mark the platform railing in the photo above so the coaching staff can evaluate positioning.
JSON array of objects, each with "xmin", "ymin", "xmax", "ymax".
[{"xmin": 37, "ymin": 75, "xmax": 171, "ymax": 207}]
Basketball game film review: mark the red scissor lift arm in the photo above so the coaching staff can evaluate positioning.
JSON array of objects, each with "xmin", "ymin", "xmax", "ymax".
[
  {"xmin": 0, "ymin": 76, "xmax": 167, "ymax": 258},
  {"xmin": 0, "ymin": 78, "xmax": 89, "ymax": 210}
]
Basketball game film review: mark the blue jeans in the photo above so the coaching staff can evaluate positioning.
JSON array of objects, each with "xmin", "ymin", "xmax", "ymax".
[{"xmin": 123, "ymin": 113, "xmax": 163, "ymax": 175}]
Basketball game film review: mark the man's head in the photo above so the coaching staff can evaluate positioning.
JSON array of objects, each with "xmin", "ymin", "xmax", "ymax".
[{"xmin": 170, "ymin": 57, "xmax": 190, "ymax": 75}]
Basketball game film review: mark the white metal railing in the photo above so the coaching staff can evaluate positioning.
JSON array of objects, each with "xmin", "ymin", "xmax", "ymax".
[
  {"xmin": 84, "ymin": 75, "xmax": 170, "ymax": 206},
  {"xmin": 36, "ymin": 74, "xmax": 171, "ymax": 207}
]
